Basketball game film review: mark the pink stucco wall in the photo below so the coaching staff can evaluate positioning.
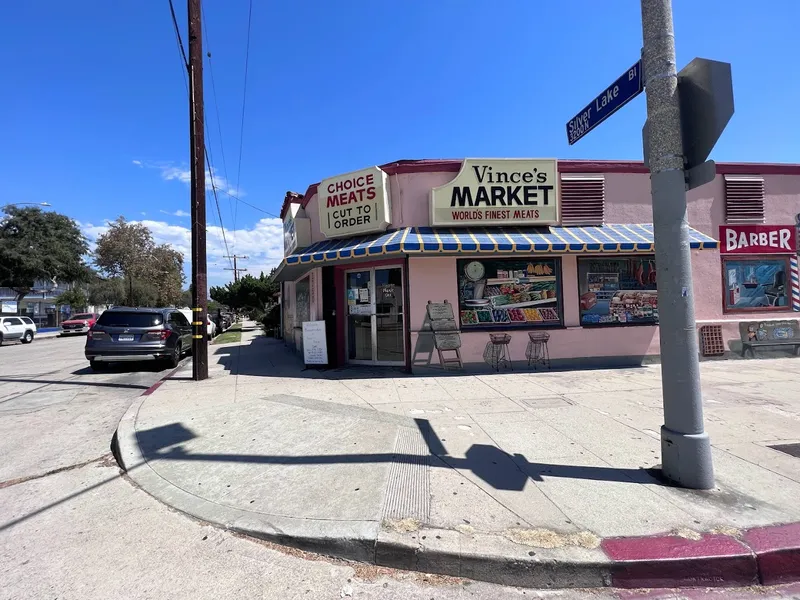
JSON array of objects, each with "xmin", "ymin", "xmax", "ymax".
[
  {"xmin": 293, "ymin": 164, "xmax": 800, "ymax": 366},
  {"xmin": 408, "ymin": 255, "xmax": 666, "ymax": 368}
]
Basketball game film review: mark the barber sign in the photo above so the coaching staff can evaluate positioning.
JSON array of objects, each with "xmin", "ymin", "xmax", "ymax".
[{"xmin": 719, "ymin": 225, "xmax": 797, "ymax": 255}]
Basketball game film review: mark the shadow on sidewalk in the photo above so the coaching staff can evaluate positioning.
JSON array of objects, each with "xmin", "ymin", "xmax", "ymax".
[
  {"xmin": 208, "ymin": 335, "xmax": 652, "ymax": 382},
  {"xmin": 135, "ymin": 418, "xmax": 665, "ymax": 493}
]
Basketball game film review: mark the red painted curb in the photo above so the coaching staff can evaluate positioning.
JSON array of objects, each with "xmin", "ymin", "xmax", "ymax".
[
  {"xmin": 602, "ymin": 533, "xmax": 758, "ymax": 589},
  {"xmin": 742, "ymin": 522, "xmax": 800, "ymax": 586},
  {"xmin": 601, "ymin": 524, "xmax": 800, "ymax": 589},
  {"xmin": 141, "ymin": 364, "xmax": 183, "ymax": 396}
]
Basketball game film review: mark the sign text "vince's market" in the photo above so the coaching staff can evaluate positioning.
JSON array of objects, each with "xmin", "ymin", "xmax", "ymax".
[{"xmin": 449, "ymin": 165, "xmax": 554, "ymax": 208}]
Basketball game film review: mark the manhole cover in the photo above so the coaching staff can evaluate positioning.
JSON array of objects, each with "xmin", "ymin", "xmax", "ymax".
[
  {"xmin": 518, "ymin": 397, "xmax": 574, "ymax": 410},
  {"xmin": 768, "ymin": 443, "xmax": 800, "ymax": 458}
]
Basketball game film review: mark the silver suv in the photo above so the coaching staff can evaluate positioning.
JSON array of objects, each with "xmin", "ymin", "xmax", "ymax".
[{"xmin": 84, "ymin": 307, "xmax": 192, "ymax": 371}]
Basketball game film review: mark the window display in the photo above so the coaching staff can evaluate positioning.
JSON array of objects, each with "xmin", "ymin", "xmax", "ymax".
[
  {"xmin": 723, "ymin": 257, "xmax": 789, "ymax": 312},
  {"xmin": 457, "ymin": 258, "xmax": 562, "ymax": 328},
  {"xmin": 577, "ymin": 256, "xmax": 659, "ymax": 326}
]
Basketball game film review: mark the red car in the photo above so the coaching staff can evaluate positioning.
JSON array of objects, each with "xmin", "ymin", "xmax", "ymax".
[{"xmin": 61, "ymin": 312, "xmax": 99, "ymax": 336}]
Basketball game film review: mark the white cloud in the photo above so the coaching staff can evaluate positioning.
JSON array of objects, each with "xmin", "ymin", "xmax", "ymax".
[
  {"xmin": 138, "ymin": 161, "xmax": 245, "ymax": 198},
  {"xmin": 79, "ymin": 216, "xmax": 284, "ymax": 287},
  {"xmin": 159, "ymin": 209, "xmax": 190, "ymax": 217}
]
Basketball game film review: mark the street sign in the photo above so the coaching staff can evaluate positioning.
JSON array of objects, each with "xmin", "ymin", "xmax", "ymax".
[
  {"xmin": 566, "ymin": 61, "xmax": 643, "ymax": 145},
  {"xmin": 642, "ymin": 58, "xmax": 733, "ymax": 191}
]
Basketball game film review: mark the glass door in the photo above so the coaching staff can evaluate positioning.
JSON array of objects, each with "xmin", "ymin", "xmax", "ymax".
[
  {"xmin": 346, "ymin": 270, "xmax": 373, "ymax": 363},
  {"xmin": 345, "ymin": 266, "xmax": 405, "ymax": 366},
  {"xmin": 374, "ymin": 268, "xmax": 404, "ymax": 363}
]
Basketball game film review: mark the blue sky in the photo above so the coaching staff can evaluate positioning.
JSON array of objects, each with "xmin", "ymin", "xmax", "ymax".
[{"xmin": 2, "ymin": 0, "xmax": 798, "ymax": 286}]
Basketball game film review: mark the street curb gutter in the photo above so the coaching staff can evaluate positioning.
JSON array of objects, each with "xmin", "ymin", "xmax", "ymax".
[{"xmin": 114, "ymin": 390, "xmax": 800, "ymax": 590}]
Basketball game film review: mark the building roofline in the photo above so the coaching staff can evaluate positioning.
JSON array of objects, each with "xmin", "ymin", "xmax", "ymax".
[{"xmin": 280, "ymin": 159, "xmax": 800, "ymax": 219}]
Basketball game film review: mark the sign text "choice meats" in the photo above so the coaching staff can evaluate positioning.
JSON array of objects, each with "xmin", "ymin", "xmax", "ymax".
[{"xmin": 325, "ymin": 173, "xmax": 378, "ymax": 229}]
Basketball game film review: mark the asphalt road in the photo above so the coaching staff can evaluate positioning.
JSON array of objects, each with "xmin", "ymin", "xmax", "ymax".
[{"xmin": 0, "ymin": 335, "xmax": 796, "ymax": 599}]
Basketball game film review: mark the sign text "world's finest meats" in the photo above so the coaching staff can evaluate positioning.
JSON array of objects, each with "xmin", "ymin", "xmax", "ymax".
[{"xmin": 449, "ymin": 165, "xmax": 553, "ymax": 220}]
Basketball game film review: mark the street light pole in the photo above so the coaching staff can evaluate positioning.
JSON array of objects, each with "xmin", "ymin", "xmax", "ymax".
[{"xmin": 641, "ymin": 0, "xmax": 714, "ymax": 489}]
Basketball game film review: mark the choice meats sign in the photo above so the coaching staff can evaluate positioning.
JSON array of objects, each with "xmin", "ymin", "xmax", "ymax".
[
  {"xmin": 319, "ymin": 166, "xmax": 391, "ymax": 239},
  {"xmin": 431, "ymin": 159, "xmax": 559, "ymax": 227},
  {"xmin": 719, "ymin": 225, "xmax": 797, "ymax": 255}
]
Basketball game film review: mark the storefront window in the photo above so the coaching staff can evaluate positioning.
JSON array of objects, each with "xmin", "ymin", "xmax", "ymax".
[
  {"xmin": 295, "ymin": 277, "xmax": 311, "ymax": 325},
  {"xmin": 577, "ymin": 256, "xmax": 659, "ymax": 326},
  {"xmin": 456, "ymin": 258, "xmax": 562, "ymax": 328},
  {"xmin": 723, "ymin": 256, "xmax": 789, "ymax": 313}
]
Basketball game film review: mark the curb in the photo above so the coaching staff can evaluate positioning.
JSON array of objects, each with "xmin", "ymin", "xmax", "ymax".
[{"xmin": 114, "ymin": 392, "xmax": 800, "ymax": 590}]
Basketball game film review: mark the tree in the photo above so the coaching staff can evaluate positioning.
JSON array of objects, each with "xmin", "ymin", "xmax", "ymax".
[
  {"xmin": 55, "ymin": 288, "xmax": 89, "ymax": 311},
  {"xmin": 0, "ymin": 206, "xmax": 90, "ymax": 304},
  {"xmin": 94, "ymin": 217, "xmax": 184, "ymax": 307},
  {"xmin": 210, "ymin": 270, "xmax": 279, "ymax": 322},
  {"xmin": 150, "ymin": 244, "xmax": 184, "ymax": 306}
]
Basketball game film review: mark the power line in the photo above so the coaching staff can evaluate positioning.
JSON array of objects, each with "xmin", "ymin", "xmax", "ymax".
[
  {"xmin": 204, "ymin": 147, "xmax": 233, "ymax": 268},
  {"xmin": 233, "ymin": 0, "xmax": 254, "ymax": 238},
  {"xmin": 219, "ymin": 188, "xmax": 280, "ymax": 219},
  {"xmin": 201, "ymin": 4, "xmax": 235, "ymax": 246},
  {"xmin": 168, "ymin": 0, "xmax": 233, "ymax": 271}
]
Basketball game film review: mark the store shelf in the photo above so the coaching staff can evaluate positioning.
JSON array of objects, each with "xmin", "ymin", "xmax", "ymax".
[
  {"xmin": 487, "ymin": 276, "xmax": 556, "ymax": 285},
  {"xmin": 490, "ymin": 298, "xmax": 557, "ymax": 310}
]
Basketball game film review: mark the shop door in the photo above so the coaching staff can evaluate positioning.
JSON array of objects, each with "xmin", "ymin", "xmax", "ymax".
[{"xmin": 346, "ymin": 267, "xmax": 405, "ymax": 365}]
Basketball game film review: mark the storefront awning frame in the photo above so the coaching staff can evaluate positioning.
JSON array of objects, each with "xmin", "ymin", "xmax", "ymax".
[{"xmin": 274, "ymin": 224, "xmax": 719, "ymax": 281}]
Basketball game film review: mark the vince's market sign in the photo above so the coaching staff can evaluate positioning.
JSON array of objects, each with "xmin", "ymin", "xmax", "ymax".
[
  {"xmin": 431, "ymin": 159, "xmax": 559, "ymax": 227},
  {"xmin": 319, "ymin": 166, "xmax": 391, "ymax": 239}
]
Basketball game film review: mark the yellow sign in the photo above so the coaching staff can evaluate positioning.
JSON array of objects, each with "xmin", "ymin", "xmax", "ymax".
[
  {"xmin": 319, "ymin": 166, "xmax": 392, "ymax": 239},
  {"xmin": 430, "ymin": 158, "xmax": 559, "ymax": 227}
]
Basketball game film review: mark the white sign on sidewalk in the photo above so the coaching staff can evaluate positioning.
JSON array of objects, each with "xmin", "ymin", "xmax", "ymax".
[{"xmin": 302, "ymin": 320, "xmax": 328, "ymax": 365}]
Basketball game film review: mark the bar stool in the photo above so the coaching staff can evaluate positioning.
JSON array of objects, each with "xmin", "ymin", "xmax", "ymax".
[
  {"xmin": 526, "ymin": 331, "xmax": 551, "ymax": 369},
  {"xmin": 483, "ymin": 333, "xmax": 512, "ymax": 372}
]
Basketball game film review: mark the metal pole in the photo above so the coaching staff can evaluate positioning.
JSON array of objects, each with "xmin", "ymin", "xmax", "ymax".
[
  {"xmin": 641, "ymin": 0, "xmax": 714, "ymax": 488},
  {"xmin": 188, "ymin": 0, "xmax": 208, "ymax": 381}
]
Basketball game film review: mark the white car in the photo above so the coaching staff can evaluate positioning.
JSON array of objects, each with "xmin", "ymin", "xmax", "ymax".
[
  {"xmin": 179, "ymin": 309, "xmax": 217, "ymax": 340},
  {"xmin": 0, "ymin": 316, "xmax": 36, "ymax": 345}
]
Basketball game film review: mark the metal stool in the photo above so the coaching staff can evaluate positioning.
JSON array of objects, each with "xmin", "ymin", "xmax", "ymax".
[
  {"xmin": 483, "ymin": 333, "xmax": 512, "ymax": 372},
  {"xmin": 526, "ymin": 332, "xmax": 551, "ymax": 369}
]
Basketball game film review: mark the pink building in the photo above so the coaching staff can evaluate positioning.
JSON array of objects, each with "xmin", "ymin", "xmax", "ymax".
[{"xmin": 275, "ymin": 159, "xmax": 800, "ymax": 371}]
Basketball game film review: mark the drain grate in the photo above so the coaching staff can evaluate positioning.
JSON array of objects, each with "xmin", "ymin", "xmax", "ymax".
[
  {"xmin": 700, "ymin": 325, "xmax": 726, "ymax": 357},
  {"xmin": 768, "ymin": 443, "xmax": 800, "ymax": 458}
]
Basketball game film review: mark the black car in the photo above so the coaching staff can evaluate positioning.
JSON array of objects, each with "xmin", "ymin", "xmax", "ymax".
[{"xmin": 85, "ymin": 307, "xmax": 192, "ymax": 371}]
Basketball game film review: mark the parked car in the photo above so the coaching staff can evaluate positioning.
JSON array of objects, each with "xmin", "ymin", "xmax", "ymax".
[
  {"xmin": 84, "ymin": 307, "xmax": 192, "ymax": 371},
  {"xmin": 60, "ymin": 312, "xmax": 99, "ymax": 336},
  {"xmin": 0, "ymin": 316, "xmax": 37, "ymax": 345},
  {"xmin": 20, "ymin": 317, "xmax": 37, "ymax": 334},
  {"xmin": 179, "ymin": 309, "xmax": 217, "ymax": 340}
]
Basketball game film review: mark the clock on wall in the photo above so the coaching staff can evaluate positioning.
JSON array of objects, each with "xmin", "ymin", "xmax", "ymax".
[{"xmin": 464, "ymin": 261, "xmax": 486, "ymax": 282}]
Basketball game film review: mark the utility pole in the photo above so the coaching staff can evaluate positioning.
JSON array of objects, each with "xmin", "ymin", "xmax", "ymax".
[
  {"xmin": 224, "ymin": 254, "xmax": 249, "ymax": 282},
  {"xmin": 641, "ymin": 0, "xmax": 714, "ymax": 488},
  {"xmin": 188, "ymin": 0, "xmax": 208, "ymax": 381}
]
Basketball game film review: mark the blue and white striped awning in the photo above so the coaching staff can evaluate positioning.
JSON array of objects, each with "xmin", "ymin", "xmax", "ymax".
[{"xmin": 281, "ymin": 224, "xmax": 718, "ymax": 268}]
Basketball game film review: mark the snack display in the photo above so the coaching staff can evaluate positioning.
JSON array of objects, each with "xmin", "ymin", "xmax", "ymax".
[
  {"xmin": 459, "ymin": 259, "xmax": 561, "ymax": 328},
  {"xmin": 492, "ymin": 309, "xmax": 511, "ymax": 323},
  {"xmin": 523, "ymin": 308, "xmax": 543, "ymax": 321},
  {"xmin": 460, "ymin": 310, "xmax": 478, "ymax": 325},
  {"xmin": 476, "ymin": 310, "xmax": 494, "ymax": 323},
  {"xmin": 538, "ymin": 307, "xmax": 559, "ymax": 321},
  {"xmin": 507, "ymin": 308, "xmax": 526, "ymax": 322}
]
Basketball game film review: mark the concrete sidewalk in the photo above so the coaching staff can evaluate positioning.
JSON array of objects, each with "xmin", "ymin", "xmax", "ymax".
[{"xmin": 116, "ymin": 322, "xmax": 800, "ymax": 590}]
